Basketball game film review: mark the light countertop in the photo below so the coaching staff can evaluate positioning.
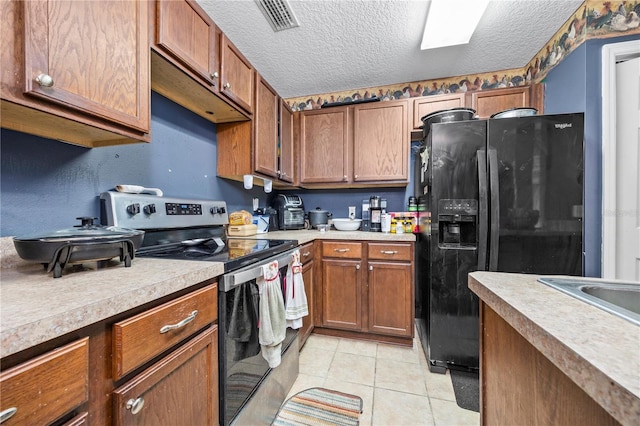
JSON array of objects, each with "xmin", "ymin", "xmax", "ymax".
[
  {"xmin": 1, "ymin": 231, "xmax": 413, "ymax": 358},
  {"xmin": 469, "ymin": 271, "xmax": 640, "ymax": 425}
]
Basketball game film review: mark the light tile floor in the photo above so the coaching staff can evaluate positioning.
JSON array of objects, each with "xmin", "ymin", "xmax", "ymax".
[{"xmin": 286, "ymin": 332, "xmax": 480, "ymax": 426}]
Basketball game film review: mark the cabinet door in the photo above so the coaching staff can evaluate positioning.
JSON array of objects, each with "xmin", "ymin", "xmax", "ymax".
[
  {"xmin": 220, "ymin": 34, "xmax": 254, "ymax": 114},
  {"xmin": 321, "ymin": 259, "xmax": 362, "ymax": 331},
  {"xmin": 112, "ymin": 326, "xmax": 218, "ymax": 426},
  {"xmin": 353, "ymin": 100, "xmax": 409, "ymax": 183},
  {"xmin": 23, "ymin": 0, "xmax": 149, "ymax": 132},
  {"xmin": 367, "ymin": 261, "xmax": 413, "ymax": 337},
  {"xmin": 299, "ymin": 107, "xmax": 351, "ymax": 184},
  {"xmin": 254, "ymin": 74, "xmax": 279, "ymax": 178},
  {"xmin": 156, "ymin": 0, "xmax": 219, "ymax": 89},
  {"xmin": 279, "ymin": 100, "xmax": 295, "ymax": 183},
  {"xmin": 413, "ymin": 93, "xmax": 465, "ymax": 129},
  {"xmin": 299, "ymin": 259, "xmax": 314, "ymax": 347},
  {"xmin": 468, "ymin": 86, "xmax": 531, "ymax": 118}
]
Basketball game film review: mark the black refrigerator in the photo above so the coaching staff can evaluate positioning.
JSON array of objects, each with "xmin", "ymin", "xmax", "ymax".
[{"xmin": 414, "ymin": 113, "xmax": 584, "ymax": 373}]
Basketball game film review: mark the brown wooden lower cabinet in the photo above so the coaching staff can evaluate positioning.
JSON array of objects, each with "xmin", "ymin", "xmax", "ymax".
[
  {"xmin": 481, "ymin": 302, "xmax": 619, "ymax": 425},
  {"xmin": 112, "ymin": 326, "xmax": 218, "ymax": 426},
  {"xmin": 0, "ymin": 281, "xmax": 219, "ymax": 426},
  {"xmin": 298, "ymin": 242, "xmax": 315, "ymax": 347},
  {"xmin": 316, "ymin": 241, "xmax": 414, "ymax": 344}
]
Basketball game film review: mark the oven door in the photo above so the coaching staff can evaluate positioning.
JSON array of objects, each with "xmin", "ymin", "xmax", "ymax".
[{"xmin": 218, "ymin": 248, "xmax": 299, "ymax": 425}]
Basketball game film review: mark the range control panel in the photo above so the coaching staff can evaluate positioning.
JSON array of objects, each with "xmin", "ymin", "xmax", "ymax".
[{"xmin": 100, "ymin": 191, "xmax": 229, "ymax": 229}]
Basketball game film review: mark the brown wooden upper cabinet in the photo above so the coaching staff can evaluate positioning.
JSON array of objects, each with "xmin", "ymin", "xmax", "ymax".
[
  {"xmin": 217, "ymin": 73, "xmax": 294, "ymax": 187},
  {"xmin": 467, "ymin": 85, "xmax": 543, "ymax": 118},
  {"xmin": 298, "ymin": 99, "xmax": 409, "ymax": 188},
  {"xmin": 151, "ymin": 0, "xmax": 248, "ymax": 124},
  {"xmin": 156, "ymin": 0, "xmax": 220, "ymax": 89},
  {"xmin": 219, "ymin": 34, "xmax": 255, "ymax": 115},
  {"xmin": 412, "ymin": 93, "xmax": 465, "ymax": 129},
  {"xmin": 1, "ymin": 0, "xmax": 151, "ymax": 147}
]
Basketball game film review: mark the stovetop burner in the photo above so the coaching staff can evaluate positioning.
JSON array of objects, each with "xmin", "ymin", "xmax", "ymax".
[{"xmin": 137, "ymin": 237, "xmax": 297, "ymax": 272}]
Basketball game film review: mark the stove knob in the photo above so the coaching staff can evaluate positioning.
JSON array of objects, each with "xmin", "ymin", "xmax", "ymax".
[
  {"xmin": 143, "ymin": 204, "xmax": 157, "ymax": 215},
  {"xmin": 210, "ymin": 206, "xmax": 226, "ymax": 215},
  {"xmin": 126, "ymin": 203, "xmax": 140, "ymax": 215}
]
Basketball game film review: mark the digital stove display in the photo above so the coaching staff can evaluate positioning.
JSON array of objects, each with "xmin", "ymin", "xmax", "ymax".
[{"xmin": 165, "ymin": 203, "xmax": 202, "ymax": 215}]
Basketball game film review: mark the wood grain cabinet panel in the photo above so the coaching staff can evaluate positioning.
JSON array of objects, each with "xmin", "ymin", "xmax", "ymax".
[
  {"xmin": 156, "ymin": 0, "xmax": 219, "ymax": 88},
  {"xmin": 481, "ymin": 303, "xmax": 618, "ymax": 425},
  {"xmin": 112, "ymin": 327, "xmax": 218, "ymax": 426},
  {"xmin": 468, "ymin": 86, "xmax": 532, "ymax": 118},
  {"xmin": 412, "ymin": 93, "xmax": 466, "ymax": 129},
  {"xmin": 0, "ymin": 338, "xmax": 89, "ymax": 426},
  {"xmin": 254, "ymin": 75, "xmax": 280, "ymax": 179},
  {"xmin": 279, "ymin": 100, "xmax": 295, "ymax": 184},
  {"xmin": 112, "ymin": 284, "xmax": 217, "ymax": 380},
  {"xmin": 367, "ymin": 260, "xmax": 413, "ymax": 337},
  {"xmin": 321, "ymin": 258, "xmax": 363, "ymax": 331},
  {"xmin": 353, "ymin": 101, "xmax": 409, "ymax": 183},
  {"xmin": 299, "ymin": 106, "xmax": 351, "ymax": 184},
  {"xmin": 299, "ymin": 242, "xmax": 315, "ymax": 347},
  {"xmin": 220, "ymin": 34, "xmax": 254, "ymax": 114},
  {"xmin": 23, "ymin": 0, "xmax": 149, "ymax": 132},
  {"xmin": 1, "ymin": 0, "xmax": 150, "ymax": 147}
]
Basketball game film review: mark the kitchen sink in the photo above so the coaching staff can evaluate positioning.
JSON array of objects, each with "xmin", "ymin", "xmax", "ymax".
[{"xmin": 538, "ymin": 277, "xmax": 640, "ymax": 326}]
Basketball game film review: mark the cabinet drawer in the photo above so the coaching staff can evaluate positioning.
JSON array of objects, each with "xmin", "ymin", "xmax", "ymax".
[
  {"xmin": 367, "ymin": 242, "xmax": 413, "ymax": 261},
  {"xmin": 322, "ymin": 241, "xmax": 362, "ymax": 259},
  {"xmin": 113, "ymin": 284, "xmax": 217, "ymax": 380},
  {"xmin": 299, "ymin": 242, "xmax": 314, "ymax": 265},
  {"xmin": 0, "ymin": 338, "xmax": 89, "ymax": 425}
]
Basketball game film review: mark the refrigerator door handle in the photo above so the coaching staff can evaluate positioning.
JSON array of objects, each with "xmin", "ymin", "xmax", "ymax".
[
  {"xmin": 477, "ymin": 150, "xmax": 488, "ymax": 271},
  {"xmin": 488, "ymin": 149, "xmax": 500, "ymax": 271}
]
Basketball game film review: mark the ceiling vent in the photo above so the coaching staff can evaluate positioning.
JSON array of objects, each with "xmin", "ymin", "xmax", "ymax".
[{"xmin": 255, "ymin": 0, "xmax": 300, "ymax": 32}]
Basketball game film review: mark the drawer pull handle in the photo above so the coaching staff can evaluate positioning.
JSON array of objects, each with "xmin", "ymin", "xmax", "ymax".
[
  {"xmin": 0, "ymin": 407, "xmax": 17, "ymax": 423},
  {"xmin": 380, "ymin": 250, "xmax": 398, "ymax": 255},
  {"xmin": 160, "ymin": 310, "xmax": 198, "ymax": 334},
  {"xmin": 302, "ymin": 252, "xmax": 310, "ymax": 257},
  {"xmin": 334, "ymin": 248, "xmax": 350, "ymax": 253},
  {"xmin": 126, "ymin": 397, "xmax": 145, "ymax": 415}
]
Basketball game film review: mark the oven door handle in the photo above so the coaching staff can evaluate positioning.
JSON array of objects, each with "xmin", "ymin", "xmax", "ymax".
[{"xmin": 221, "ymin": 248, "xmax": 298, "ymax": 292}]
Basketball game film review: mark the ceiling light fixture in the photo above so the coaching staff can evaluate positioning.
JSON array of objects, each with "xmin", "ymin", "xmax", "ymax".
[{"xmin": 421, "ymin": 0, "xmax": 489, "ymax": 50}]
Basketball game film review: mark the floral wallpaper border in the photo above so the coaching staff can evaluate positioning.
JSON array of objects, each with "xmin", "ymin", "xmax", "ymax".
[{"xmin": 285, "ymin": 0, "xmax": 640, "ymax": 112}]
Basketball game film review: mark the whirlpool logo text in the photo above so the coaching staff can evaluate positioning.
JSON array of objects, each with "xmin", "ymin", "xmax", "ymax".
[{"xmin": 554, "ymin": 123, "xmax": 573, "ymax": 129}]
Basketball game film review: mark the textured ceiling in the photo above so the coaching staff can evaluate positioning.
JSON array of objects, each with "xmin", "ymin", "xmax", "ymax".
[{"xmin": 197, "ymin": 0, "xmax": 584, "ymax": 99}]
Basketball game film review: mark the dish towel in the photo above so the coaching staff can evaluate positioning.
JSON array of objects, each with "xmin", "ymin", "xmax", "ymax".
[
  {"xmin": 227, "ymin": 280, "xmax": 260, "ymax": 361},
  {"xmin": 284, "ymin": 250, "xmax": 308, "ymax": 329},
  {"xmin": 258, "ymin": 260, "xmax": 286, "ymax": 368}
]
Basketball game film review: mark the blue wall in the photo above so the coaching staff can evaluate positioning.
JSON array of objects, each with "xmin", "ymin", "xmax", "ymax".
[
  {"xmin": 0, "ymin": 92, "xmax": 269, "ymax": 236},
  {"xmin": 0, "ymin": 92, "xmax": 413, "ymax": 237},
  {"xmin": 544, "ymin": 34, "xmax": 638, "ymax": 277}
]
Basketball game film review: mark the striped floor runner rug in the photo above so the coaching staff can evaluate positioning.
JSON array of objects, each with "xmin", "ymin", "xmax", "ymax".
[{"xmin": 273, "ymin": 387, "xmax": 363, "ymax": 426}]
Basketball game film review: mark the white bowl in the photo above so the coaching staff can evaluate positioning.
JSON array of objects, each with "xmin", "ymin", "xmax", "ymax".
[{"xmin": 332, "ymin": 218, "xmax": 362, "ymax": 231}]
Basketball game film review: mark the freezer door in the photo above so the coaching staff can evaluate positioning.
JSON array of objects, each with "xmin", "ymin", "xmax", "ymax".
[
  {"xmin": 427, "ymin": 120, "xmax": 486, "ymax": 371},
  {"xmin": 487, "ymin": 113, "xmax": 584, "ymax": 275}
]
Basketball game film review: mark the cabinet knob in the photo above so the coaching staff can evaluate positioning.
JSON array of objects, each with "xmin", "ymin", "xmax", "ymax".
[
  {"xmin": 0, "ymin": 407, "xmax": 18, "ymax": 423},
  {"xmin": 369, "ymin": 265, "xmax": 373, "ymax": 271},
  {"xmin": 224, "ymin": 82, "xmax": 231, "ymax": 90},
  {"xmin": 211, "ymin": 71, "xmax": 219, "ymax": 79},
  {"xmin": 356, "ymin": 264, "xmax": 360, "ymax": 270},
  {"xmin": 126, "ymin": 397, "xmax": 145, "ymax": 415},
  {"xmin": 343, "ymin": 175, "xmax": 347, "ymax": 181},
  {"xmin": 35, "ymin": 73, "xmax": 54, "ymax": 87}
]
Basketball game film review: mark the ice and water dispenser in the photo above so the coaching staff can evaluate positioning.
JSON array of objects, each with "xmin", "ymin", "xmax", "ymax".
[{"xmin": 438, "ymin": 199, "xmax": 478, "ymax": 248}]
